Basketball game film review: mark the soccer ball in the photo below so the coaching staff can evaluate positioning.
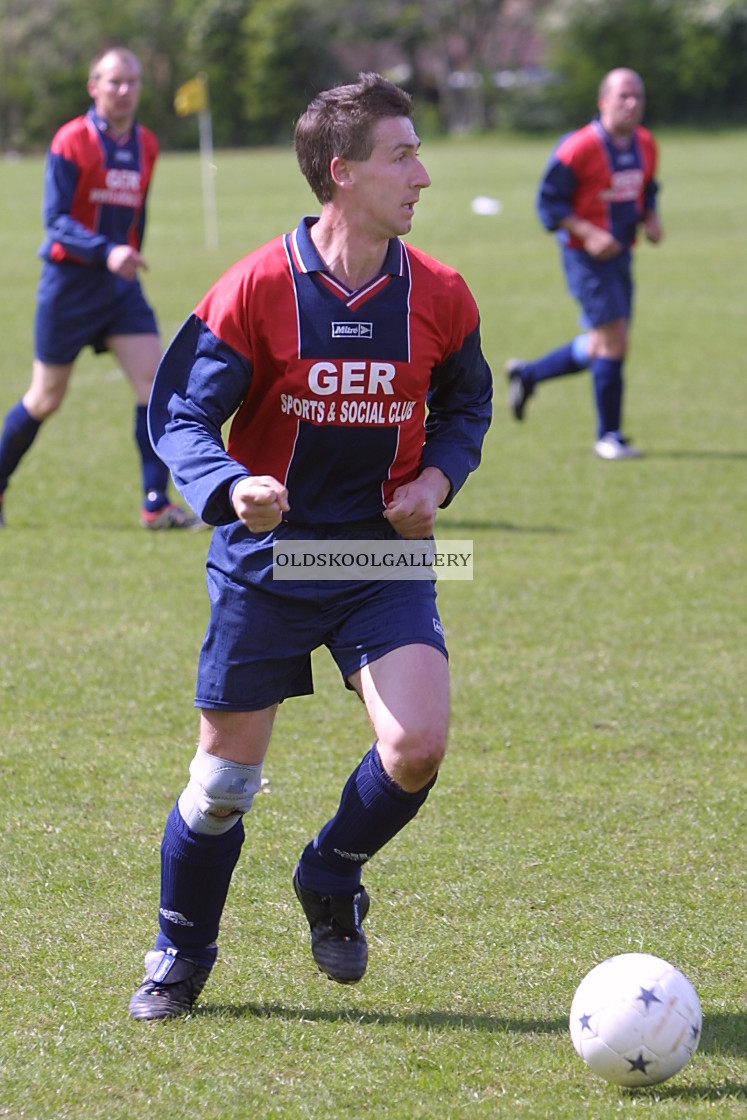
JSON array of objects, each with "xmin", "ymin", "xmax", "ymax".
[{"xmin": 569, "ymin": 953, "xmax": 702, "ymax": 1087}]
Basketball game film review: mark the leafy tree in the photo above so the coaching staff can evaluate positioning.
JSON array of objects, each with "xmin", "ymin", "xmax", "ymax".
[
  {"xmin": 678, "ymin": 0, "xmax": 747, "ymax": 121},
  {"xmin": 0, "ymin": 0, "xmax": 191, "ymax": 149},
  {"xmin": 240, "ymin": 0, "xmax": 344, "ymax": 144},
  {"xmin": 543, "ymin": 0, "xmax": 682, "ymax": 124},
  {"xmin": 331, "ymin": 0, "xmax": 518, "ymax": 133},
  {"xmin": 179, "ymin": 0, "xmax": 252, "ymax": 147},
  {"xmin": 3, "ymin": 0, "xmax": 745, "ymax": 149},
  {"xmin": 0, "ymin": 0, "xmax": 80, "ymax": 148},
  {"xmin": 543, "ymin": 0, "xmax": 747, "ymax": 126}
]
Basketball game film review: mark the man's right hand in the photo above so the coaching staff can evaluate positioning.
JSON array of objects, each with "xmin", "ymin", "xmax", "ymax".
[
  {"xmin": 231, "ymin": 476, "xmax": 290, "ymax": 531},
  {"xmin": 107, "ymin": 244, "xmax": 146, "ymax": 281},
  {"xmin": 560, "ymin": 216, "xmax": 621, "ymax": 260},
  {"xmin": 582, "ymin": 225, "xmax": 622, "ymax": 260}
]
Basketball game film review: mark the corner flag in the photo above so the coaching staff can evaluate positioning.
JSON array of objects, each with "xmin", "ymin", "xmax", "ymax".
[
  {"xmin": 173, "ymin": 74, "xmax": 218, "ymax": 249},
  {"xmin": 174, "ymin": 76, "xmax": 208, "ymax": 117}
]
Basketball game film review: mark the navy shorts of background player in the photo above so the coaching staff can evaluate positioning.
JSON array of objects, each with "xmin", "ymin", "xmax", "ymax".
[
  {"xmin": 139, "ymin": 214, "xmax": 492, "ymax": 985},
  {"xmin": 35, "ymin": 261, "xmax": 157, "ymax": 365}
]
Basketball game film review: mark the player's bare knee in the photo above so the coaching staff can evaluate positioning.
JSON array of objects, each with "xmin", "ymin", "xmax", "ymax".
[
  {"xmin": 177, "ymin": 746, "xmax": 264, "ymax": 836},
  {"xmin": 24, "ymin": 390, "xmax": 64, "ymax": 421},
  {"xmin": 403, "ymin": 752, "xmax": 443, "ymax": 789},
  {"xmin": 414, "ymin": 715, "xmax": 448, "ymax": 759},
  {"xmin": 385, "ymin": 731, "xmax": 447, "ymax": 788}
]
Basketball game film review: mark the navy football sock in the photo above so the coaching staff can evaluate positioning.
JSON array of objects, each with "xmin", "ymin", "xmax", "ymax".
[
  {"xmin": 156, "ymin": 802, "xmax": 244, "ymax": 964},
  {"xmin": 298, "ymin": 744, "xmax": 437, "ymax": 896},
  {"xmin": 0, "ymin": 401, "xmax": 42, "ymax": 492},
  {"xmin": 135, "ymin": 403, "xmax": 170, "ymax": 502},
  {"xmin": 524, "ymin": 339, "xmax": 588, "ymax": 385},
  {"xmin": 591, "ymin": 357, "xmax": 624, "ymax": 437}
]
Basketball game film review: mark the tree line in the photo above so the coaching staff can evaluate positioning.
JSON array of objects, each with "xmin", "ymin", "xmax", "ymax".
[{"xmin": 1, "ymin": 0, "xmax": 746, "ymax": 152}]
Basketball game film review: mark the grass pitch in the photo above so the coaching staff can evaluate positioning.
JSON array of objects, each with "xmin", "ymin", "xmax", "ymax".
[{"xmin": 0, "ymin": 129, "xmax": 746, "ymax": 1119}]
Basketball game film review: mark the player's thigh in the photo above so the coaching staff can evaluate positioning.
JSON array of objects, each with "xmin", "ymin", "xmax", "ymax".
[
  {"xmin": 23, "ymin": 359, "xmax": 75, "ymax": 418},
  {"xmin": 353, "ymin": 642, "xmax": 450, "ymax": 756},
  {"xmin": 565, "ymin": 248, "xmax": 631, "ymax": 332},
  {"xmin": 108, "ymin": 333, "xmax": 162, "ymax": 404},
  {"xmin": 199, "ymin": 705, "xmax": 278, "ymax": 765},
  {"xmin": 590, "ymin": 318, "xmax": 628, "ymax": 360}
]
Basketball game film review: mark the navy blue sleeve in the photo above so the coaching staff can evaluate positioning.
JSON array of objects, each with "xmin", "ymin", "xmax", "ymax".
[
  {"xmin": 41, "ymin": 151, "xmax": 112, "ymax": 264},
  {"xmin": 644, "ymin": 177, "xmax": 659, "ymax": 212},
  {"xmin": 419, "ymin": 321, "xmax": 493, "ymax": 505},
  {"xmin": 148, "ymin": 314, "xmax": 253, "ymax": 525},
  {"xmin": 536, "ymin": 158, "xmax": 577, "ymax": 233}
]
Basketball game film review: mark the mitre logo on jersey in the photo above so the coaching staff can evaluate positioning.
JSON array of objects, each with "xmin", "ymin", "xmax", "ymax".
[{"xmin": 331, "ymin": 322, "xmax": 373, "ymax": 339}]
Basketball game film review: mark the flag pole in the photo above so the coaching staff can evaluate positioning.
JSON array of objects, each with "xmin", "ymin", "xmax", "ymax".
[
  {"xmin": 197, "ymin": 91, "xmax": 218, "ymax": 249},
  {"xmin": 174, "ymin": 72, "xmax": 218, "ymax": 249}
]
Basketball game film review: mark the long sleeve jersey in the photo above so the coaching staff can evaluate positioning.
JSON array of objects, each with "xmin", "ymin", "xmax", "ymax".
[
  {"xmin": 536, "ymin": 119, "xmax": 658, "ymax": 251},
  {"xmin": 38, "ymin": 107, "xmax": 159, "ymax": 267},
  {"xmin": 149, "ymin": 218, "xmax": 493, "ymax": 528}
]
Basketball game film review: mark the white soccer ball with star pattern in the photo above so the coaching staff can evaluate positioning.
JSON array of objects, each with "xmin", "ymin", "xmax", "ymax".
[{"xmin": 569, "ymin": 952, "xmax": 702, "ymax": 1086}]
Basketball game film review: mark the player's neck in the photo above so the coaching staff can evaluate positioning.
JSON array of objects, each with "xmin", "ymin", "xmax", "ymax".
[
  {"xmin": 104, "ymin": 114, "xmax": 135, "ymax": 139},
  {"xmin": 599, "ymin": 117, "xmax": 635, "ymax": 146},
  {"xmin": 310, "ymin": 214, "xmax": 387, "ymax": 291}
]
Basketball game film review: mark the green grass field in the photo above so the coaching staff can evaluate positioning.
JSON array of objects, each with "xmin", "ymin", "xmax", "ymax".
[{"xmin": 1, "ymin": 129, "xmax": 746, "ymax": 1119}]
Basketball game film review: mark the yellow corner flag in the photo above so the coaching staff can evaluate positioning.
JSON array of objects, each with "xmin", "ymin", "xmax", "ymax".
[{"xmin": 174, "ymin": 75, "xmax": 208, "ymax": 117}]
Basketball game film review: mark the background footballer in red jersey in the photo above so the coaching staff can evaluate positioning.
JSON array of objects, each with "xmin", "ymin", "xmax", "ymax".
[
  {"xmin": 505, "ymin": 68, "xmax": 662, "ymax": 460},
  {"xmin": 0, "ymin": 47, "xmax": 200, "ymax": 529}
]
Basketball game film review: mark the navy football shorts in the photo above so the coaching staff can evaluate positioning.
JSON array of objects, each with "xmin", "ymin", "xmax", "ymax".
[
  {"xmin": 35, "ymin": 261, "xmax": 158, "ymax": 364},
  {"xmin": 562, "ymin": 246, "xmax": 633, "ymax": 328},
  {"xmin": 195, "ymin": 523, "xmax": 449, "ymax": 711}
]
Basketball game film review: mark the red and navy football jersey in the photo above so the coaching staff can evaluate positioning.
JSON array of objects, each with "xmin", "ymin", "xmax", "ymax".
[
  {"xmin": 38, "ymin": 107, "xmax": 158, "ymax": 267},
  {"xmin": 537, "ymin": 120, "xmax": 658, "ymax": 250},
  {"xmin": 150, "ymin": 218, "xmax": 493, "ymax": 527}
]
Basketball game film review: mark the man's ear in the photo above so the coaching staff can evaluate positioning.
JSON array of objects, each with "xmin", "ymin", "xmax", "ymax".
[{"xmin": 330, "ymin": 155, "xmax": 354, "ymax": 190}]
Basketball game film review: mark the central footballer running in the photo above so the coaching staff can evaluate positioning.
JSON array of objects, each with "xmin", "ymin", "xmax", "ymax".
[{"xmin": 129, "ymin": 72, "xmax": 493, "ymax": 1020}]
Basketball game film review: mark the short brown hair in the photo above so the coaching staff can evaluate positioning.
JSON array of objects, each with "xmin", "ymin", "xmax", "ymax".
[{"xmin": 294, "ymin": 72, "xmax": 414, "ymax": 204}]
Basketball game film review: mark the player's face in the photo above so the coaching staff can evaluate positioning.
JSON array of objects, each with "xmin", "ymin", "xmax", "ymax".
[
  {"xmin": 88, "ymin": 52, "xmax": 142, "ymax": 134},
  {"xmin": 348, "ymin": 116, "xmax": 431, "ymax": 239},
  {"xmin": 599, "ymin": 72, "xmax": 645, "ymax": 139}
]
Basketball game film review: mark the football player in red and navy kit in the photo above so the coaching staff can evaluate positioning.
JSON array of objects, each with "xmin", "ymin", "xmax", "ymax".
[
  {"xmin": 505, "ymin": 68, "xmax": 662, "ymax": 459},
  {"xmin": 0, "ymin": 47, "xmax": 200, "ymax": 528},
  {"xmin": 129, "ymin": 73, "xmax": 493, "ymax": 1019}
]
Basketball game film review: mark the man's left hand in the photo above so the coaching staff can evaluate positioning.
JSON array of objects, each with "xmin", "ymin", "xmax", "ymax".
[{"xmin": 383, "ymin": 467, "xmax": 450, "ymax": 539}]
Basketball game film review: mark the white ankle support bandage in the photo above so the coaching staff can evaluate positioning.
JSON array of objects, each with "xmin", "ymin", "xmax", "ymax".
[{"xmin": 178, "ymin": 747, "xmax": 264, "ymax": 836}]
